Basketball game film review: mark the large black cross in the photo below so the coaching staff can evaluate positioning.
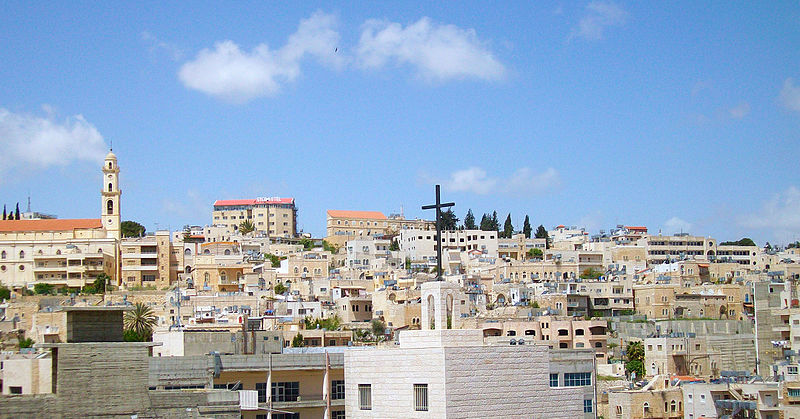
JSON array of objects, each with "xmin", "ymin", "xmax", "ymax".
[{"xmin": 421, "ymin": 184, "xmax": 455, "ymax": 281}]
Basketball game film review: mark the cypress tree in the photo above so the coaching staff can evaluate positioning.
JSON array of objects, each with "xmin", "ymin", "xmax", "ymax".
[
  {"xmin": 523, "ymin": 215, "xmax": 532, "ymax": 238},
  {"xmin": 503, "ymin": 214, "xmax": 513, "ymax": 238},
  {"xmin": 464, "ymin": 209, "xmax": 476, "ymax": 230},
  {"xmin": 2, "ymin": 205, "xmax": 5, "ymax": 220},
  {"xmin": 15, "ymin": 203, "xmax": 20, "ymax": 220}
]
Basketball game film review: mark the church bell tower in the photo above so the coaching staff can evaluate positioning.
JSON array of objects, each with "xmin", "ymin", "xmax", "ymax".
[{"xmin": 102, "ymin": 150, "xmax": 121, "ymax": 240}]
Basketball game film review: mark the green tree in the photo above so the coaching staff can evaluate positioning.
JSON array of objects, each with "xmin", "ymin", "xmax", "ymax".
[
  {"xmin": 405, "ymin": 257, "xmax": 411, "ymax": 270},
  {"xmin": 291, "ymin": 333, "xmax": 305, "ymax": 347},
  {"xmin": 34, "ymin": 283, "xmax": 54, "ymax": 295},
  {"xmin": 464, "ymin": 209, "xmax": 476, "ymax": 230},
  {"xmin": 19, "ymin": 336, "xmax": 34, "ymax": 349},
  {"xmin": 491, "ymin": 211, "xmax": 499, "ymax": 232},
  {"xmin": 389, "ymin": 240, "xmax": 399, "ymax": 251},
  {"xmin": 502, "ymin": 213, "xmax": 513, "ymax": 238},
  {"xmin": 15, "ymin": 203, "xmax": 20, "ymax": 220},
  {"xmin": 720, "ymin": 237, "xmax": 757, "ymax": 247},
  {"xmin": 238, "ymin": 219, "xmax": 256, "ymax": 235},
  {"xmin": 479, "ymin": 213, "xmax": 491, "ymax": 231},
  {"xmin": 625, "ymin": 341, "xmax": 645, "ymax": 378},
  {"xmin": 124, "ymin": 302, "xmax": 158, "ymax": 341},
  {"xmin": 274, "ymin": 282, "xmax": 287, "ymax": 294},
  {"xmin": 580, "ymin": 268, "xmax": 603, "ymax": 279},
  {"xmin": 371, "ymin": 319, "xmax": 386, "ymax": 338},
  {"xmin": 300, "ymin": 238, "xmax": 314, "ymax": 250},
  {"xmin": 0, "ymin": 285, "xmax": 10, "ymax": 300},
  {"xmin": 120, "ymin": 221, "xmax": 146, "ymax": 238},
  {"xmin": 2, "ymin": 205, "xmax": 6, "ymax": 220},
  {"xmin": 527, "ymin": 248, "xmax": 543, "ymax": 260},
  {"xmin": 322, "ymin": 240, "xmax": 338, "ymax": 253},
  {"xmin": 523, "ymin": 215, "xmax": 532, "ymax": 238},
  {"xmin": 534, "ymin": 225, "xmax": 550, "ymax": 248},
  {"xmin": 438, "ymin": 209, "xmax": 459, "ymax": 231},
  {"xmin": 264, "ymin": 253, "xmax": 283, "ymax": 268},
  {"xmin": 529, "ymin": 300, "xmax": 540, "ymax": 308}
]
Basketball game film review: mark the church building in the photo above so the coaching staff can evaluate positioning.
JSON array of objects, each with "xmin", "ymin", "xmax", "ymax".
[{"xmin": 0, "ymin": 151, "xmax": 122, "ymax": 292}]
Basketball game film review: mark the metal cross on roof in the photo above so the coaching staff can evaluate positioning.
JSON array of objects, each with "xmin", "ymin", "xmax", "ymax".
[{"xmin": 421, "ymin": 184, "xmax": 455, "ymax": 281}]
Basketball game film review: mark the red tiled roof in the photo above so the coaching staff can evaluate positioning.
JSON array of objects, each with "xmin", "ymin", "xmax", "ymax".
[
  {"xmin": 214, "ymin": 198, "xmax": 294, "ymax": 206},
  {"xmin": 327, "ymin": 210, "xmax": 387, "ymax": 220},
  {"xmin": 0, "ymin": 219, "xmax": 102, "ymax": 232},
  {"xmin": 626, "ymin": 226, "xmax": 648, "ymax": 231}
]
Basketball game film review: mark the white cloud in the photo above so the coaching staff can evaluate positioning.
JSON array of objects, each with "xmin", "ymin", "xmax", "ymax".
[
  {"xmin": 571, "ymin": 1, "xmax": 628, "ymax": 41},
  {"xmin": 141, "ymin": 31, "xmax": 184, "ymax": 61},
  {"xmin": 663, "ymin": 217, "xmax": 692, "ymax": 234},
  {"xmin": 178, "ymin": 11, "xmax": 342, "ymax": 103},
  {"xmin": 728, "ymin": 101, "xmax": 750, "ymax": 119},
  {"xmin": 440, "ymin": 167, "xmax": 560, "ymax": 195},
  {"xmin": 740, "ymin": 187, "xmax": 800, "ymax": 235},
  {"xmin": 356, "ymin": 17, "xmax": 505, "ymax": 81},
  {"xmin": 0, "ymin": 107, "xmax": 107, "ymax": 175},
  {"xmin": 780, "ymin": 78, "xmax": 800, "ymax": 112}
]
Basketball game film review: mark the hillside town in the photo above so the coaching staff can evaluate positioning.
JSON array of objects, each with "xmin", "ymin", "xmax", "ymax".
[{"xmin": 1, "ymin": 152, "xmax": 799, "ymax": 418}]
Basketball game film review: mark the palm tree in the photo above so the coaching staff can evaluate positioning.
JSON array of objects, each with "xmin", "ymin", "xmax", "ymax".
[
  {"xmin": 239, "ymin": 219, "xmax": 256, "ymax": 235},
  {"xmin": 124, "ymin": 302, "xmax": 158, "ymax": 340}
]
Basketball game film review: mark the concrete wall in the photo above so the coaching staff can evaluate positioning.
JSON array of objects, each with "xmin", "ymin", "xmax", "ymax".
[{"xmin": 1, "ymin": 357, "xmax": 51, "ymax": 395}]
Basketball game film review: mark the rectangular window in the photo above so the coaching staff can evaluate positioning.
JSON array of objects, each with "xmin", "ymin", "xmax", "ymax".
[
  {"xmin": 332, "ymin": 380, "xmax": 345, "ymax": 400},
  {"xmin": 256, "ymin": 382, "xmax": 268, "ymax": 403},
  {"xmin": 564, "ymin": 372, "xmax": 591, "ymax": 387},
  {"xmin": 9, "ymin": 386, "xmax": 22, "ymax": 394},
  {"xmin": 550, "ymin": 373, "xmax": 559, "ymax": 387},
  {"xmin": 271, "ymin": 381, "xmax": 299, "ymax": 402},
  {"xmin": 584, "ymin": 399, "xmax": 593, "ymax": 413},
  {"xmin": 331, "ymin": 411, "xmax": 345, "ymax": 419},
  {"xmin": 359, "ymin": 384, "xmax": 372, "ymax": 410},
  {"xmin": 414, "ymin": 383, "xmax": 428, "ymax": 412},
  {"xmin": 789, "ymin": 366, "xmax": 799, "ymax": 374}
]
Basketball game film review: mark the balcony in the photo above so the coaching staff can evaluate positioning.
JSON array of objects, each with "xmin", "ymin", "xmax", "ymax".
[{"xmin": 268, "ymin": 395, "xmax": 346, "ymax": 409}]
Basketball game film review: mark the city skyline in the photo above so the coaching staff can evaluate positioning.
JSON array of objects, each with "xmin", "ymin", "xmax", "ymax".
[{"xmin": 1, "ymin": 2, "xmax": 799, "ymax": 243}]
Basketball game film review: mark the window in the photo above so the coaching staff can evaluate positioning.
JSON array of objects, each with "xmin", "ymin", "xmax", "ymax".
[
  {"xmin": 19, "ymin": 250, "xmax": 24, "ymax": 259},
  {"xmin": 271, "ymin": 382, "xmax": 299, "ymax": 402},
  {"xmin": 414, "ymin": 384, "xmax": 428, "ymax": 411},
  {"xmin": 564, "ymin": 372, "xmax": 591, "ymax": 387},
  {"xmin": 550, "ymin": 373, "xmax": 559, "ymax": 387},
  {"xmin": 1, "ymin": 251, "xmax": 5, "ymax": 259},
  {"xmin": 789, "ymin": 366, "xmax": 799, "ymax": 375},
  {"xmin": 107, "ymin": 199, "xmax": 114, "ymax": 215},
  {"xmin": 789, "ymin": 388, "xmax": 800, "ymax": 397},
  {"xmin": 359, "ymin": 384, "xmax": 372, "ymax": 410},
  {"xmin": 9, "ymin": 386, "xmax": 22, "ymax": 394},
  {"xmin": 331, "ymin": 411, "xmax": 345, "ymax": 419},
  {"xmin": 643, "ymin": 402, "xmax": 650, "ymax": 414},
  {"xmin": 256, "ymin": 382, "xmax": 268, "ymax": 402},
  {"xmin": 332, "ymin": 380, "xmax": 345, "ymax": 400},
  {"xmin": 584, "ymin": 399, "xmax": 593, "ymax": 413}
]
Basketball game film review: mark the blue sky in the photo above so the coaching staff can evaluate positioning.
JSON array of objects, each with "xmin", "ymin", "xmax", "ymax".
[{"xmin": 1, "ymin": 2, "xmax": 799, "ymax": 244}]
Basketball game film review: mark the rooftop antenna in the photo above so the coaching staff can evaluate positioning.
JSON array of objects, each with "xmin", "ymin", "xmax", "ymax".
[
  {"xmin": 109, "ymin": 139, "xmax": 112, "ymax": 151},
  {"xmin": 26, "ymin": 192, "xmax": 31, "ymax": 213},
  {"xmin": 400, "ymin": 204, "xmax": 404, "ymax": 219}
]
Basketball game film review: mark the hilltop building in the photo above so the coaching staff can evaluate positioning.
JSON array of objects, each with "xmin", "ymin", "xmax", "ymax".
[{"xmin": 212, "ymin": 197, "xmax": 297, "ymax": 238}]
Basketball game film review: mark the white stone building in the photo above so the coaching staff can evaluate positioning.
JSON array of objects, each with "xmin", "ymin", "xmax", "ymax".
[{"xmin": 344, "ymin": 281, "xmax": 585, "ymax": 418}]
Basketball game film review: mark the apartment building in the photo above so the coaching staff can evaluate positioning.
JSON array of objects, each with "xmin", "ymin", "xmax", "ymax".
[
  {"xmin": 644, "ymin": 233, "xmax": 759, "ymax": 265},
  {"xmin": 494, "ymin": 250, "xmax": 604, "ymax": 283},
  {"xmin": 212, "ymin": 197, "xmax": 297, "ymax": 238},
  {"xmin": 497, "ymin": 233, "xmax": 546, "ymax": 260},
  {"xmin": 345, "ymin": 238, "xmax": 396, "ymax": 272},
  {"xmin": 325, "ymin": 210, "xmax": 433, "ymax": 247},
  {"xmin": 399, "ymin": 229, "xmax": 498, "ymax": 261},
  {"xmin": 634, "ymin": 284, "xmax": 745, "ymax": 320},
  {"xmin": 120, "ymin": 231, "xmax": 180, "ymax": 289},
  {"xmin": 644, "ymin": 334, "xmax": 756, "ymax": 378}
]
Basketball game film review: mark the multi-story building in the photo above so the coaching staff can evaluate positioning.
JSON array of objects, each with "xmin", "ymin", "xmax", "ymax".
[
  {"xmin": 497, "ymin": 233, "xmax": 546, "ymax": 260},
  {"xmin": 212, "ymin": 197, "xmax": 297, "ymax": 238},
  {"xmin": 644, "ymin": 233, "xmax": 759, "ymax": 265},
  {"xmin": 0, "ymin": 151, "xmax": 121, "ymax": 291},
  {"xmin": 120, "ymin": 230, "xmax": 181, "ymax": 289},
  {"xmin": 399, "ymin": 229, "xmax": 498, "ymax": 262},
  {"xmin": 325, "ymin": 210, "xmax": 433, "ymax": 247},
  {"xmin": 644, "ymin": 334, "xmax": 756, "ymax": 378}
]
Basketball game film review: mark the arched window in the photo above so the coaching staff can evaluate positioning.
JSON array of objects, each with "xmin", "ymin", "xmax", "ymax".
[
  {"xmin": 1, "ymin": 251, "xmax": 6, "ymax": 259},
  {"xmin": 303, "ymin": 267, "xmax": 308, "ymax": 273},
  {"xmin": 37, "ymin": 250, "xmax": 43, "ymax": 255},
  {"xmin": 294, "ymin": 267, "xmax": 299, "ymax": 274},
  {"xmin": 220, "ymin": 272, "xmax": 227, "ymax": 282},
  {"xmin": 108, "ymin": 183, "xmax": 113, "ymax": 192},
  {"xmin": 184, "ymin": 248, "xmax": 192, "ymax": 255},
  {"xmin": 19, "ymin": 250, "xmax": 24, "ymax": 259},
  {"xmin": 670, "ymin": 400, "xmax": 676, "ymax": 412},
  {"xmin": 595, "ymin": 341, "xmax": 603, "ymax": 348},
  {"xmin": 204, "ymin": 272, "xmax": 210, "ymax": 288},
  {"xmin": 224, "ymin": 249, "xmax": 231, "ymax": 255},
  {"xmin": 107, "ymin": 200, "xmax": 114, "ymax": 215},
  {"xmin": 575, "ymin": 329, "xmax": 585, "ymax": 335},
  {"xmin": 97, "ymin": 248, "xmax": 102, "ymax": 254},
  {"xmin": 643, "ymin": 402, "xmax": 650, "ymax": 414},
  {"xmin": 56, "ymin": 250, "xmax": 61, "ymax": 255}
]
